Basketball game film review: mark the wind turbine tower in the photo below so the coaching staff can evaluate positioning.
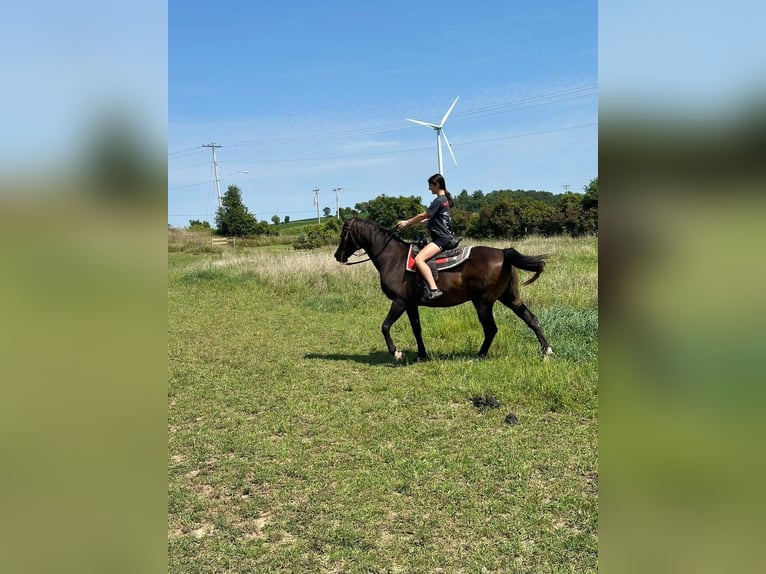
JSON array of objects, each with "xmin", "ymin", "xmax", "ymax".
[
  {"xmin": 407, "ymin": 96, "xmax": 460, "ymax": 175},
  {"xmin": 313, "ymin": 188, "xmax": 320, "ymax": 223}
]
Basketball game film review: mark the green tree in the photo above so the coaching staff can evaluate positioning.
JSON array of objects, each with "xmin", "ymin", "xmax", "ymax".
[
  {"xmin": 355, "ymin": 195, "xmax": 423, "ymax": 230},
  {"xmin": 451, "ymin": 207, "xmax": 479, "ymax": 237},
  {"xmin": 553, "ymin": 192, "xmax": 587, "ymax": 237},
  {"xmin": 514, "ymin": 199, "xmax": 558, "ymax": 237},
  {"xmin": 582, "ymin": 177, "xmax": 598, "ymax": 211},
  {"xmin": 284, "ymin": 215, "xmax": 290, "ymax": 224},
  {"xmin": 581, "ymin": 177, "xmax": 598, "ymax": 234},
  {"xmin": 188, "ymin": 219, "xmax": 211, "ymax": 230},
  {"xmin": 271, "ymin": 215, "xmax": 281, "ymax": 225},
  {"xmin": 215, "ymin": 184, "xmax": 258, "ymax": 237},
  {"xmin": 453, "ymin": 189, "xmax": 490, "ymax": 212},
  {"xmin": 455, "ymin": 189, "xmax": 471, "ymax": 208},
  {"xmin": 473, "ymin": 198, "xmax": 556, "ymax": 239},
  {"xmin": 475, "ymin": 198, "xmax": 518, "ymax": 238},
  {"xmin": 323, "ymin": 206, "xmax": 332, "ymax": 217}
]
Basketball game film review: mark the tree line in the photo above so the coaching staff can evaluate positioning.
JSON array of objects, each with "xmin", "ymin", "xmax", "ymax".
[
  {"xmin": 350, "ymin": 177, "xmax": 597, "ymax": 239},
  {"xmin": 187, "ymin": 178, "xmax": 597, "ymax": 245}
]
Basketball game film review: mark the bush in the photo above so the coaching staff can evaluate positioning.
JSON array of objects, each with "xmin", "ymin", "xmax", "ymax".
[{"xmin": 293, "ymin": 219, "xmax": 342, "ymax": 250}]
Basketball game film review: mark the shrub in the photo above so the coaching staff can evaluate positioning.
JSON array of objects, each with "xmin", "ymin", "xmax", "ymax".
[{"xmin": 293, "ymin": 219, "xmax": 342, "ymax": 250}]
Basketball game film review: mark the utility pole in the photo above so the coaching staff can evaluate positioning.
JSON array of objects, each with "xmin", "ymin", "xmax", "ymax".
[
  {"xmin": 313, "ymin": 188, "xmax": 320, "ymax": 223},
  {"xmin": 202, "ymin": 143, "xmax": 223, "ymax": 207},
  {"xmin": 562, "ymin": 183, "xmax": 571, "ymax": 194},
  {"xmin": 332, "ymin": 187, "xmax": 343, "ymax": 219}
]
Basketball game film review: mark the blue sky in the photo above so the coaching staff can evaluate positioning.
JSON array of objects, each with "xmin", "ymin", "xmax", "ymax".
[{"xmin": 168, "ymin": 0, "xmax": 597, "ymax": 227}]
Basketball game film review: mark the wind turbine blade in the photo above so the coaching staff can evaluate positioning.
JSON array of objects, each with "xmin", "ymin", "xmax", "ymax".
[
  {"xmin": 440, "ymin": 129, "xmax": 458, "ymax": 166},
  {"xmin": 439, "ymin": 96, "xmax": 460, "ymax": 126},
  {"xmin": 407, "ymin": 118, "xmax": 439, "ymax": 129}
]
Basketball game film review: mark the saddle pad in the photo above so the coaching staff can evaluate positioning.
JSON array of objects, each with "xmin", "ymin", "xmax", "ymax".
[{"xmin": 406, "ymin": 245, "xmax": 472, "ymax": 272}]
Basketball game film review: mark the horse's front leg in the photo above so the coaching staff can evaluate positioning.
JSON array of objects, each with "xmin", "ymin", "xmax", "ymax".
[
  {"xmin": 406, "ymin": 305, "xmax": 428, "ymax": 361},
  {"xmin": 382, "ymin": 300, "xmax": 407, "ymax": 362}
]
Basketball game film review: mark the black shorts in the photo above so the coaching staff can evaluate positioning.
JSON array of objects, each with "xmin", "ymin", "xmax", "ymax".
[{"xmin": 432, "ymin": 235, "xmax": 453, "ymax": 250}]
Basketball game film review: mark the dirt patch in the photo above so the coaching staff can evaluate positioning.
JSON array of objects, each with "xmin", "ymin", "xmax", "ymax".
[{"xmin": 237, "ymin": 511, "xmax": 273, "ymax": 540}]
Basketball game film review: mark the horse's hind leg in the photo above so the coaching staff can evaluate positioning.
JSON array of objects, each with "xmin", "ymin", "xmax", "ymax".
[
  {"xmin": 499, "ymin": 269, "xmax": 553, "ymax": 359},
  {"xmin": 472, "ymin": 299, "xmax": 499, "ymax": 358},
  {"xmin": 510, "ymin": 300, "xmax": 553, "ymax": 359}
]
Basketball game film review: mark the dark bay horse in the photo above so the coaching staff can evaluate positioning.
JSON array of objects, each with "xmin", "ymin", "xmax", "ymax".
[{"xmin": 334, "ymin": 217, "xmax": 553, "ymax": 362}]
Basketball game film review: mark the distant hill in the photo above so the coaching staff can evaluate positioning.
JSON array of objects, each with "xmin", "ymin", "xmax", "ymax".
[{"xmin": 273, "ymin": 217, "xmax": 337, "ymax": 234}]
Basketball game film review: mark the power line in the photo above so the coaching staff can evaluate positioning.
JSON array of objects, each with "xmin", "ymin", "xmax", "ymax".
[
  {"xmin": 167, "ymin": 121, "xmax": 597, "ymax": 191},
  {"xmin": 168, "ymin": 162, "xmax": 209, "ymax": 173},
  {"xmin": 227, "ymin": 88, "xmax": 596, "ymax": 148},
  {"xmin": 168, "ymin": 84, "xmax": 597, "ymax": 154},
  {"xmin": 169, "ymin": 209, "xmax": 319, "ymax": 218},
  {"xmin": 168, "ymin": 146, "xmax": 203, "ymax": 157}
]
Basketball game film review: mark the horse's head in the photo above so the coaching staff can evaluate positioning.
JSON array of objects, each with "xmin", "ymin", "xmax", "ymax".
[{"xmin": 334, "ymin": 217, "xmax": 360, "ymax": 263}]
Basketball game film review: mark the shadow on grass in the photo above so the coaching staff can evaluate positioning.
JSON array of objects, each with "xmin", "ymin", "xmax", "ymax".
[
  {"xmin": 304, "ymin": 349, "xmax": 483, "ymax": 365},
  {"xmin": 304, "ymin": 351, "xmax": 396, "ymax": 366}
]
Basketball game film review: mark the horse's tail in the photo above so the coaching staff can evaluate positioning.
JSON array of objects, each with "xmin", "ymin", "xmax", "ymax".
[{"xmin": 503, "ymin": 248, "xmax": 548, "ymax": 285}]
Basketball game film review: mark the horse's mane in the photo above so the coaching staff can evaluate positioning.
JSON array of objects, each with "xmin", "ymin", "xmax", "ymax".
[{"xmin": 352, "ymin": 217, "xmax": 407, "ymax": 245}]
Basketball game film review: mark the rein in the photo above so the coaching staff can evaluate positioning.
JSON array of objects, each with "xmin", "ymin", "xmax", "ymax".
[{"xmin": 344, "ymin": 253, "xmax": 370, "ymax": 265}]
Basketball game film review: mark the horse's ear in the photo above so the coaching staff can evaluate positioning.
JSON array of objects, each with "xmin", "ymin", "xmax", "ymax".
[{"xmin": 340, "ymin": 213, "xmax": 348, "ymax": 222}]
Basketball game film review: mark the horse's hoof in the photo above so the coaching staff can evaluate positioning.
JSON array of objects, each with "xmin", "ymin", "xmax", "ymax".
[
  {"xmin": 414, "ymin": 355, "xmax": 429, "ymax": 363},
  {"xmin": 542, "ymin": 347, "xmax": 554, "ymax": 361},
  {"xmin": 394, "ymin": 350, "xmax": 404, "ymax": 362}
]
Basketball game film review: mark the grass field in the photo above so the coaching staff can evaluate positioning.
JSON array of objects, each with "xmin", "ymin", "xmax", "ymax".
[{"xmin": 168, "ymin": 234, "xmax": 598, "ymax": 573}]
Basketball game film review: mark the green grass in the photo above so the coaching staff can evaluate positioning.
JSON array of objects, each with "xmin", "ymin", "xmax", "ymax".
[{"xmin": 168, "ymin": 235, "xmax": 598, "ymax": 573}]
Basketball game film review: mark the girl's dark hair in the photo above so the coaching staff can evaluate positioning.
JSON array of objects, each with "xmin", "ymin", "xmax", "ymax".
[{"xmin": 428, "ymin": 173, "xmax": 453, "ymax": 207}]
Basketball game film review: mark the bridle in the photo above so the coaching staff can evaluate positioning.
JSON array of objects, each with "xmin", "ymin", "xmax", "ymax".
[
  {"xmin": 339, "ymin": 218, "xmax": 397, "ymax": 266},
  {"xmin": 339, "ymin": 218, "xmax": 367, "ymax": 265}
]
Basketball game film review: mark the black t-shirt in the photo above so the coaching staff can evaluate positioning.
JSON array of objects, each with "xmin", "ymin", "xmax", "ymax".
[{"xmin": 426, "ymin": 195, "xmax": 453, "ymax": 244}]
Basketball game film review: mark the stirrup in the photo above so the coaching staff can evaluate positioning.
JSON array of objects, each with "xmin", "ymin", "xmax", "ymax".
[{"xmin": 424, "ymin": 288, "xmax": 443, "ymax": 301}]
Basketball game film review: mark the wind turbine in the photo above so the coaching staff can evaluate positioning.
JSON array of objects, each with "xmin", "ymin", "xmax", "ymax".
[{"xmin": 407, "ymin": 96, "xmax": 460, "ymax": 175}]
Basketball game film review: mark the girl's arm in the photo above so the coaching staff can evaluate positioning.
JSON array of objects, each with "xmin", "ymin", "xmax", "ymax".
[{"xmin": 396, "ymin": 211, "xmax": 427, "ymax": 229}]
